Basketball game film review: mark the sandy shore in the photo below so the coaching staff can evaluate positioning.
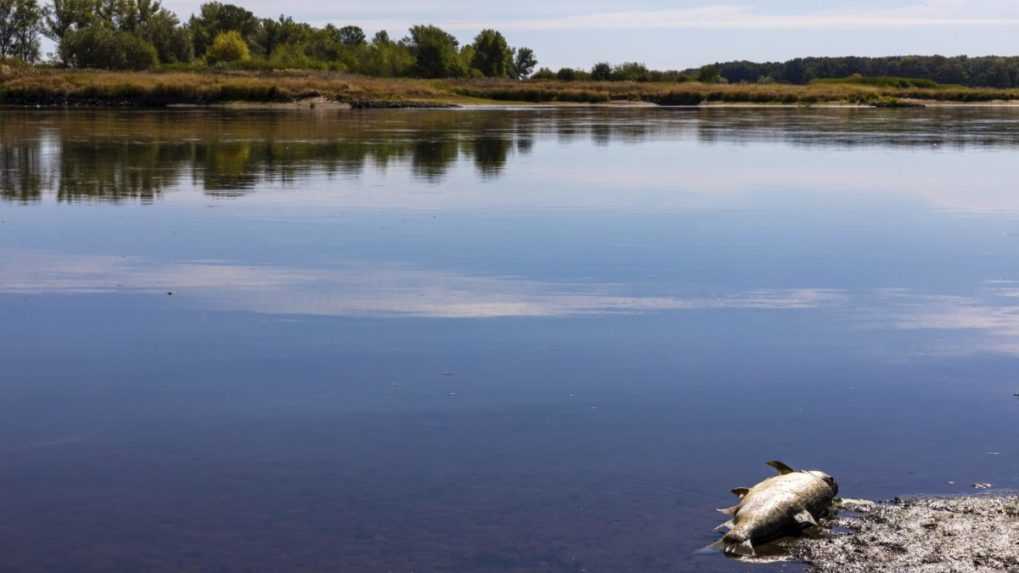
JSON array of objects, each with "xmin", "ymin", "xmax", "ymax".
[{"xmin": 162, "ymin": 98, "xmax": 1019, "ymax": 111}]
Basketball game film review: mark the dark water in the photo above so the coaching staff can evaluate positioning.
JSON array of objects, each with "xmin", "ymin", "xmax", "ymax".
[{"xmin": 1, "ymin": 107, "xmax": 1018, "ymax": 572}]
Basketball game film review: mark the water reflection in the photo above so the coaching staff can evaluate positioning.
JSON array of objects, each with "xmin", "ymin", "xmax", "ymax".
[
  {"xmin": 0, "ymin": 248, "xmax": 846, "ymax": 318},
  {"xmin": 6, "ymin": 108, "xmax": 1019, "ymax": 203},
  {"xmin": 5, "ymin": 108, "xmax": 1019, "ymax": 573},
  {"xmin": 1, "ymin": 111, "xmax": 532, "ymax": 202}
]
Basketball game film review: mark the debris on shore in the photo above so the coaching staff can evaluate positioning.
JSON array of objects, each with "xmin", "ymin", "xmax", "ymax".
[{"xmin": 794, "ymin": 495, "xmax": 1019, "ymax": 572}]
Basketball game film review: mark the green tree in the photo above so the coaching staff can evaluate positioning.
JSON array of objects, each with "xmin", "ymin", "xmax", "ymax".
[
  {"xmin": 102, "ymin": 0, "xmax": 163, "ymax": 33},
  {"xmin": 469, "ymin": 28, "xmax": 510, "ymax": 77},
  {"xmin": 42, "ymin": 0, "xmax": 94, "ymax": 41},
  {"xmin": 697, "ymin": 65, "xmax": 721, "ymax": 83},
  {"xmin": 361, "ymin": 29, "xmax": 412, "ymax": 76},
  {"xmin": 590, "ymin": 61, "xmax": 611, "ymax": 81},
  {"xmin": 60, "ymin": 25, "xmax": 157, "ymax": 69},
  {"xmin": 138, "ymin": 8, "xmax": 190, "ymax": 63},
  {"xmin": 511, "ymin": 46, "xmax": 536, "ymax": 79},
  {"xmin": 0, "ymin": 0, "xmax": 42, "ymax": 61},
  {"xmin": 269, "ymin": 41, "xmax": 315, "ymax": 69},
  {"xmin": 531, "ymin": 67, "xmax": 555, "ymax": 80},
  {"xmin": 255, "ymin": 15, "xmax": 309, "ymax": 57},
  {"xmin": 406, "ymin": 24, "xmax": 461, "ymax": 78},
  {"xmin": 337, "ymin": 25, "xmax": 363, "ymax": 46},
  {"xmin": 614, "ymin": 61, "xmax": 650, "ymax": 82},
  {"xmin": 205, "ymin": 29, "xmax": 248, "ymax": 64},
  {"xmin": 556, "ymin": 67, "xmax": 577, "ymax": 81},
  {"xmin": 188, "ymin": 2, "xmax": 258, "ymax": 56}
]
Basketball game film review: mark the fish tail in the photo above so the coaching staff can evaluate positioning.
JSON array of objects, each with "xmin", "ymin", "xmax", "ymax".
[
  {"xmin": 694, "ymin": 539, "xmax": 727, "ymax": 555},
  {"xmin": 697, "ymin": 533, "xmax": 756, "ymax": 558}
]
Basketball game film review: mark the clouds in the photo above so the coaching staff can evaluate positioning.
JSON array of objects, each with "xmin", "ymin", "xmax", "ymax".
[
  {"xmin": 156, "ymin": 0, "xmax": 1019, "ymax": 31},
  {"xmin": 0, "ymin": 249, "xmax": 844, "ymax": 318},
  {"xmin": 14, "ymin": 248, "xmax": 1019, "ymax": 356},
  {"xmin": 485, "ymin": 3, "xmax": 1019, "ymax": 32},
  {"xmin": 158, "ymin": 0, "xmax": 1019, "ymax": 30}
]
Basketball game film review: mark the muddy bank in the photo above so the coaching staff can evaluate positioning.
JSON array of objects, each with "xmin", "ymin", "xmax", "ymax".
[
  {"xmin": 348, "ymin": 99, "xmax": 460, "ymax": 109},
  {"xmin": 795, "ymin": 496, "xmax": 1019, "ymax": 572}
]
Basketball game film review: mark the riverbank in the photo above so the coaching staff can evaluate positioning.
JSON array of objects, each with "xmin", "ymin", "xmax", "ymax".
[
  {"xmin": 795, "ymin": 496, "xmax": 1019, "ymax": 572},
  {"xmin": 4, "ymin": 69, "xmax": 1019, "ymax": 108}
]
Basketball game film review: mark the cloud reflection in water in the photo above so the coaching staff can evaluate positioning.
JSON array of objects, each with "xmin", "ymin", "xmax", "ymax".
[{"xmin": 0, "ymin": 249, "xmax": 844, "ymax": 319}]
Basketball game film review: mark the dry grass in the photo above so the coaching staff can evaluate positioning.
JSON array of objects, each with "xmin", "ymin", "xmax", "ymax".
[
  {"xmin": 4, "ymin": 69, "xmax": 1019, "ymax": 107},
  {"xmin": 0, "ymin": 69, "xmax": 454, "ymax": 106},
  {"xmin": 452, "ymin": 79, "xmax": 1019, "ymax": 105}
]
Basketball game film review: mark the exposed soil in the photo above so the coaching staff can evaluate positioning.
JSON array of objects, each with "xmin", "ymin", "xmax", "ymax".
[{"xmin": 795, "ymin": 496, "xmax": 1019, "ymax": 572}]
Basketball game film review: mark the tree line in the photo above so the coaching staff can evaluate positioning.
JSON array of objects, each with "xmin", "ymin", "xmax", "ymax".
[
  {"xmin": 0, "ymin": 0, "xmax": 538, "ymax": 77},
  {"xmin": 528, "ymin": 56, "xmax": 1019, "ymax": 89},
  {"xmin": 695, "ymin": 56, "xmax": 1019, "ymax": 88},
  {"xmin": 5, "ymin": 3, "xmax": 1019, "ymax": 88}
]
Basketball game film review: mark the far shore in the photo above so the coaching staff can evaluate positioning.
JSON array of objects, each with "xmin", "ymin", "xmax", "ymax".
[{"xmin": 5, "ymin": 69, "xmax": 1019, "ymax": 110}]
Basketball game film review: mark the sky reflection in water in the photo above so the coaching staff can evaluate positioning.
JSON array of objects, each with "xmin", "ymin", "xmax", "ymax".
[{"xmin": 1, "ymin": 108, "xmax": 1019, "ymax": 572}]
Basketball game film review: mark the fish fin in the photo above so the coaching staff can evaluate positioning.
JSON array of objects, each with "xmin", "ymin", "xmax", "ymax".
[
  {"xmin": 714, "ymin": 520, "xmax": 734, "ymax": 532},
  {"xmin": 794, "ymin": 509, "xmax": 818, "ymax": 529},
  {"xmin": 724, "ymin": 539, "xmax": 756, "ymax": 557},
  {"xmin": 731, "ymin": 487, "xmax": 750, "ymax": 499},
  {"xmin": 695, "ymin": 539, "xmax": 726, "ymax": 555},
  {"xmin": 767, "ymin": 460, "xmax": 796, "ymax": 475},
  {"xmin": 836, "ymin": 498, "xmax": 876, "ymax": 509},
  {"xmin": 716, "ymin": 504, "xmax": 740, "ymax": 516}
]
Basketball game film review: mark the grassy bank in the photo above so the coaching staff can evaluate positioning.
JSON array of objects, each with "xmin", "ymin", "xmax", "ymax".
[
  {"xmin": 4, "ymin": 69, "xmax": 1019, "ymax": 107},
  {"xmin": 453, "ymin": 79, "xmax": 1019, "ymax": 106},
  {"xmin": 0, "ymin": 69, "xmax": 461, "ymax": 107}
]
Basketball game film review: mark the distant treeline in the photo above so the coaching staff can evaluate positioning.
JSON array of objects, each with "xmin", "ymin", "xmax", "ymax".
[
  {"xmin": 694, "ymin": 56, "xmax": 1019, "ymax": 89},
  {"xmin": 0, "ymin": 0, "xmax": 537, "ymax": 77},
  {"xmin": 518, "ymin": 56, "xmax": 1019, "ymax": 89}
]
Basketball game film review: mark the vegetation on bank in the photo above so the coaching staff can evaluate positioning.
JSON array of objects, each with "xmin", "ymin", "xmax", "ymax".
[
  {"xmin": 0, "ymin": 0, "xmax": 537, "ymax": 79},
  {"xmin": 5, "ymin": 0, "xmax": 1019, "ymax": 105},
  {"xmin": 453, "ymin": 79, "xmax": 1019, "ymax": 105},
  {"xmin": 4, "ymin": 68, "xmax": 1019, "ymax": 107},
  {"xmin": 701, "ymin": 56, "xmax": 1019, "ymax": 89}
]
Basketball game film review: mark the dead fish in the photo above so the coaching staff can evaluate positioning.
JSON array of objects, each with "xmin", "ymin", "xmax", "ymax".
[{"xmin": 709, "ymin": 460, "xmax": 838, "ymax": 558}]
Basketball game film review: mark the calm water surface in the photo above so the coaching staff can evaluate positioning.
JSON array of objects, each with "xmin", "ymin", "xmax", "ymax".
[{"xmin": 2, "ymin": 108, "xmax": 1019, "ymax": 572}]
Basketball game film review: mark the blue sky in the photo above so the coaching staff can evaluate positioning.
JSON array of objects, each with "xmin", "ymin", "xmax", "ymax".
[{"xmin": 158, "ymin": 0, "xmax": 1019, "ymax": 69}]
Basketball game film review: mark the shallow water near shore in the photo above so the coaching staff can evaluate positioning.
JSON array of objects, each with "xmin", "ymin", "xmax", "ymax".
[{"xmin": 2, "ymin": 107, "xmax": 1019, "ymax": 572}]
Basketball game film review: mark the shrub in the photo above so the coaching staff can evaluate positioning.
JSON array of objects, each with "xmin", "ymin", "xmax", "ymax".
[
  {"xmin": 530, "ymin": 67, "xmax": 555, "ymax": 80},
  {"xmin": 269, "ymin": 43, "xmax": 316, "ymax": 69},
  {"xmin": 590, "ymin": 62, "xmax": 612, "ymax": 81},
  {"xmin": 697, "ymin": 65, "xmax": 721, "ymax": 83},
  {"xmin": 556, "ymin": 67, "xmax": 577, "ymax": 81},
  {"xmin": 613, "ymin": 62, "xmax": 650, "ymax": 82},
  {"xmin": 206, "ymin": 31, "xmax": 250, "ymax": 65},
  {"xmin": 60, "ymin": 27, "xmax": 159, "ymax": 70}
]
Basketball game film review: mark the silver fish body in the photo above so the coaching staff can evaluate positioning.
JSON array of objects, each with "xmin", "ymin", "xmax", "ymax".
[{"xmin": 714, "ymin": 461, "xmax": 838, "ymax": 557}]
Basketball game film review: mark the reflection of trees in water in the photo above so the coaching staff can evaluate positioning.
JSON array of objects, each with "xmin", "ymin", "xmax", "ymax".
[
  {"xmin": 469, "ymin": 135, "xmax": 511, "ymax": 178},
  {"xmin": 691, "ymin": 108, "xmax": 1019, "ymax": 148},
  {"xmin": 0, "ymin": 141, "xmax": 46, "ymax": 203},
  {"xmin": 409, "ymin": 137, "xmax": 460, "ymax": 182},
  {"xmin": 9, "ymin": 108, "xmax": 1017, "ymax": 204},
  {"xmin": 0, "ymin": 119, "xmax": 49, "ymax": 203},
  {"xmin": 57, "ymin": 141, "xmax": 192, "ymax": 203},
  {"xmin": 0, "ymin": 111, "xmax": 554, "ymax": 203}
]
